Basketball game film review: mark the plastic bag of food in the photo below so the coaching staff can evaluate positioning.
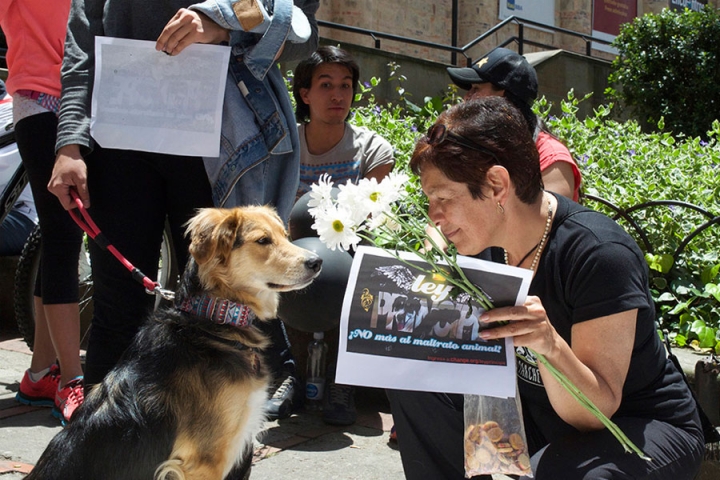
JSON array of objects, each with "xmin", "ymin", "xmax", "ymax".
[{"xmin": 463, "ymin": 389, "xmax": 532, "ymax": 477}]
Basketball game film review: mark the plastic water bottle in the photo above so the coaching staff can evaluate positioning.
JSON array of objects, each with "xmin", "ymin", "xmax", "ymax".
[{"xmin": 305, "ymin": 332, "xmax": 328, "ymax": 410}]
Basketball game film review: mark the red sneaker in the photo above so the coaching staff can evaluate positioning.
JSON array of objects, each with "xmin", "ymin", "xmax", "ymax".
[
  {"xmin": 53, "ymin": 377, "xmax": 84, "ymax": 425},
  {"xmin": 16, "ymin": 364, "xmax": 61, "ymax": 407}
]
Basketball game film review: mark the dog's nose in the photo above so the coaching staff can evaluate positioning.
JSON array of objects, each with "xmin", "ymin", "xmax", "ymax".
[{"xmin": 306, "ymin": 255, "xmax": 322, "ymax": 273}]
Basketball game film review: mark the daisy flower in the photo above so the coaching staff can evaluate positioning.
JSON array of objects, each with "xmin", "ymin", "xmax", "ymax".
[
  {"xmin": 307, "ymin": 173, "xmax": 335, "ymax": 211},
  {"xmin": 334, "ymin": 181, "xmax": 374, "ymax": 225},
  {"xmin": 311, "ymin": 204, "xmax": 360, "ymax": 251}
]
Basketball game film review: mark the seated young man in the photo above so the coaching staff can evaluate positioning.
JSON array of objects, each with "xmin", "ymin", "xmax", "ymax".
[{"xmin": 292, "ymin": 45, "xmax": 395, "ymax": 425}]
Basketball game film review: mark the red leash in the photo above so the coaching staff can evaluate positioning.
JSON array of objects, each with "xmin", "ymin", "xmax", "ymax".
[{"xmin": 68, "ymin": 189, "xmax": 174, "ymax": 301}]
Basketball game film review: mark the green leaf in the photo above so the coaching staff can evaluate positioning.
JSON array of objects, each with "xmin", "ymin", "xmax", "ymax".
[
  {"xmin": 701, "ymin": 264, "xmax": 720, "ymax": 284},
  {"xmin": 697, "ymin": 326, "xmax": 717, "ymax": 349},
  {"xmin": 646, "ymin": 253, "xmax": 674, "ymax": 273},
  {"xmin": 668, "ymin": 301, "xmax": 691, "ymax": 315},
  {"xmin": 691, "ymin": 318, "xmax": 708, "ymax": 335},
  {"xmin": 679, "ymin": 313, "xmax": 692, "ymax": 330},
  {"xmin": 705, "ymin": 283, "xmax": 720, "ymax": 302},
  {"xmin": 656, "ymin": 292, "xmax": 676, "ymax": 302}
]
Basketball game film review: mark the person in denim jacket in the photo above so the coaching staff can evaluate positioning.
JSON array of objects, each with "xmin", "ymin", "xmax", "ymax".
[
  {"xmin": 186, "ymin": 0, "xmax": 319, "ymax": 219},
  {"xmin": 184, "ymin": 0, "xmax": 320, "ymax": 419},
  {"xmin": 49, "ymin": 0, "xmax": 318, "ymax": 399}
]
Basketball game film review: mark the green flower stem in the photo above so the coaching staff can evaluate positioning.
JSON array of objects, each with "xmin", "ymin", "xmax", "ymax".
[
  {"xmin": 534, "ymin": 351, "xmax": 651, "ymax": 461},
  {"xmin": 360, "ymin": 221, "xmax": 492, "ymax": 311},
  {"xmin": 396, "ymin": 212, "xmax": 493, "ymax": 310},
  {"xmin": 371, "ymin": 210, "xmax": 494, "ymax": 308}
]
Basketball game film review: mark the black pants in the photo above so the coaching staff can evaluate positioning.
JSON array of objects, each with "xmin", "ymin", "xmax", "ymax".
[
  {"xmin": 83, "ymin": 145, "xmax": 213, "ymax": 387},
  {"xmin": 256, "ymin": 318, "xmax": 296, "ymax": 378},
  {"xmin": 15, "ymin": 112, "xmax": 83, "ymax": 303},
  {"xmin": 386, "ymin": 389, "xmax": 705, "ymax": 480}
]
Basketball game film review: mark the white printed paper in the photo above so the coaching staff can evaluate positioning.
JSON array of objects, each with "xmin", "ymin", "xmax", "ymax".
[
  {"xmin": 336, "ymin": 246, "xmax": 533, "ymax": 398},
  {"xmin": 91, "ymin": 37, "xmax": 230, "ymax": 157}
]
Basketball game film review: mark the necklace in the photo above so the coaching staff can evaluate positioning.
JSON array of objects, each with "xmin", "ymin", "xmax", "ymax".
[
  {"xmin": 504, "ymin": 196, "xmax": 553, "ymax": 272},
  {"xmin": 504, "ymin": 241, "xmax": 540, "ymax": 267}
]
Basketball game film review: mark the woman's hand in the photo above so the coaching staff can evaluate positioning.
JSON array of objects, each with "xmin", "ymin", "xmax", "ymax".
[
  {"xmin": 156, "ymin": 9, "xmax": 230, "ymax": 56},
  {"xmin": 48, "ymin": 145, "xmax": 88, "ymax": 210},
  {"xmin": 422, "ymin": 223, "xmax": 448, "ymax": 254},
  {"xmin": 480, "ymin": 297, "xmax": 637, "ymax": 429},
  {"xmin": 478, "ymin": 296, "xmax": 559, "ymax": 356}
]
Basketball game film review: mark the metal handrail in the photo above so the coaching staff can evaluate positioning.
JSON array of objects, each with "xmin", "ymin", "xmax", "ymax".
[
  {"xmin": 0, "ymin": 16, "xmax": 614, "ymax": 71},
  {"xmin": 582, "ymin": 194, "xmax": 719, "ymax": 261},
  {"xmin": 318, "ymin": 20, "xmax": 464, "ymax": 57},
  {"xmin": 317, "ymin": 15, "xmax": 614, "ymax": 66}
]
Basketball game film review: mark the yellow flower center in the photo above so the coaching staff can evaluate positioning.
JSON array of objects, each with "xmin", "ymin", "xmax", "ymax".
[
  {"xmin": 332, "ymin": 220, "xmax": 345, "ymax": 232},
  {"xmin": 370, "ymin": 191, "xmax": 380, "ymax": 202},
  {"xmin": 432, "ymin": 272, "xmax": 449, "ymax": 282}
]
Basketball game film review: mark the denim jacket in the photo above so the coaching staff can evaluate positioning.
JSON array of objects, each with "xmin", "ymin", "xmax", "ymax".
[{"xmin": 191, "ymin": 0, "xmax": 318, "ymax": 219}]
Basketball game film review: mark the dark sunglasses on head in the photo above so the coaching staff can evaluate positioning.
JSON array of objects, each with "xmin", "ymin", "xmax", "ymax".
[{"xmin": 425, "ymin": 124, "xmax": 498, "ymax": 162}]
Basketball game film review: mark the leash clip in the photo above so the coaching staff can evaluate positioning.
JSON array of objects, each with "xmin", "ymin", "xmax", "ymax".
[
  {"xmin": 149, "ymin": 285, "xmax": 176, "ymax": 302},
  {"xmin": 68, "ymin": 189, "xmax": 178, "ymax": 301}
]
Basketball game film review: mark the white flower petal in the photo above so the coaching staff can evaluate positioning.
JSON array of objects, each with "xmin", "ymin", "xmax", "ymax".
[{"xmin": 311, "ymin": 204, "xmax": 360, "ymax": 251}]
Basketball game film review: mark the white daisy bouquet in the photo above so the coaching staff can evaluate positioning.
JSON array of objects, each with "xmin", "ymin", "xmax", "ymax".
[
  {"xmin": 308, "ymin": 171, "xmax": 493, "ymax": 311},
  {"xmin": 307, "ymin": 172, "xmax": 649, "ymax": 462}
]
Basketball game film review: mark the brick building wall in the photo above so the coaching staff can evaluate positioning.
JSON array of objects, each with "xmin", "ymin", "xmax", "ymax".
[{"xmin": 317, "ymin": 0, "xmax": 719, "ymax": 65}]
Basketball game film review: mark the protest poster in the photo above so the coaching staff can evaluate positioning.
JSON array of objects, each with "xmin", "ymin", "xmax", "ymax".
[
  {"xmin": 336, "ymin": 246, "xmax": 532, "ymax": 398},
  {"xmin": 90, "ymin": 37, "xmax": 230, "ymax": 157}
]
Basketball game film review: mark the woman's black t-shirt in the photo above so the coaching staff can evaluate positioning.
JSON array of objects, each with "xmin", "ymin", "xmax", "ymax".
[{"xmin": 515, "ymin": 194, "xmax": 699, "ymax": 447}]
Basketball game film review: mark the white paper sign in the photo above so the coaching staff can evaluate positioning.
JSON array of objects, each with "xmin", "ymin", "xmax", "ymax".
[
  {"xmin": 336, "ymin": 246, "xmax": 533, "ymax": 398},
  {"xmin": 499, "ymin": 0, "xmax": 555, "ymax": 26},
  {"xmin": 91, "ymin": 37, "xmax": 230, "ymax": 157}
]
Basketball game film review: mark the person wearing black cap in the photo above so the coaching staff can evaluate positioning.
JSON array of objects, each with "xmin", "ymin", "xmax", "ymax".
[{"xmin": 447, "ymin": 48, "xmax": 581, "ymax": 202}]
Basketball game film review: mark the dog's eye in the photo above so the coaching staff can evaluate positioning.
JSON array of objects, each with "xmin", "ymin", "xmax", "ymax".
[{"xmin": 256, "ymin": 237, "xmax": 271, "ymax": 245}]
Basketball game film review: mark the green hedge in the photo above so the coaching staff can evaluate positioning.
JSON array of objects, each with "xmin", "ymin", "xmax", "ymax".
[
  {"xmin": 296, "ymin": 70, "xmax": 720, "ymax": 352},
  {"xmin": 608, "ymin": 6, "xmax": 720, "ymax": 139},
  {"xmin": 542, "ymin": 92, "xmax": 720, "ymax": 351}
]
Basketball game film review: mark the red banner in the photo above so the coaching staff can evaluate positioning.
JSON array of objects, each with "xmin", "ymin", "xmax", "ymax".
[{"xmin": 593, "ymin": 0, "xmax": 637, "ymax": 37}]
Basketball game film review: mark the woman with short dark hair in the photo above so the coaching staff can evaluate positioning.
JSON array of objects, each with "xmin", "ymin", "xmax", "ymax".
[{"xmin": 388, "ymin": 96, "xmax": 704, "ymax": 479}]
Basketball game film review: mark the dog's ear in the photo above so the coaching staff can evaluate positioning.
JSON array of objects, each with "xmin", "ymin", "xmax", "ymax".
[{"xmin": 186, "ymin": 209, "xmax": 241, "ymax": 265}]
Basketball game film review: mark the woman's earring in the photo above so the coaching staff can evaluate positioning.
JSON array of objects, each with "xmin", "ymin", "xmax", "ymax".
[{"xmin": 497, "ymin": 202, "xmax": 505, "ymax": 215}]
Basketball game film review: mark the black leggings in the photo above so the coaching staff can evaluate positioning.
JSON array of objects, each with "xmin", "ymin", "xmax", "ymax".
[
  {"xmin": 14, "ymin": 112, "xmax": 83, "ymax": 304},
  {"xmin": 82, "ymin": 145, "xmax": 213, "ymax": 387},
  {"xmin": 386, "ymin": 389, "xmax": 705, "ymax": 480}
]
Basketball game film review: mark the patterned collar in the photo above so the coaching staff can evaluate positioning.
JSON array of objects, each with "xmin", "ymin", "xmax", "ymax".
[{"xmin": 176, "ymin": 294, "xmax": 256, "ymax": 327}]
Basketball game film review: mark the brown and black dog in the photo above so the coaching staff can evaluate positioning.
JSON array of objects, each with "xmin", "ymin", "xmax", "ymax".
[{"xmin": 27, "ymin": 206, "xmax": 322, "ymax": 480}]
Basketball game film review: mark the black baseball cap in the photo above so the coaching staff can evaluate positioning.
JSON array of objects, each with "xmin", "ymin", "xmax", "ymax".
[{"xmin": 447, "ymin": 48, "xmax": 538, "ymax": 106}]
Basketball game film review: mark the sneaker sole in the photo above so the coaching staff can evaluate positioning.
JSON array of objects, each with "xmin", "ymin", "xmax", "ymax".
[
  {"xmin": 51, "ymin": 406, "xmax": 69, "ymax": 426},
  {"xmin": 265, "ymin": 401, "xmax": 292, "ymax": 420},
  {"xmin": 15, "ymin": 392, "xmax": 55, "ymax": 408},
  {"xmin": 322, "ymin": 415, "xmax": 357, "ymax": 426}
]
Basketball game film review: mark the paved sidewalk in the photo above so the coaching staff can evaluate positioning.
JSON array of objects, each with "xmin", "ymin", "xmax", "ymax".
[
  {"xmin": 2, "ymin": 328, "xmax": 718, "ymax": 479},
  {"xmin": 0, "ymin": 332, "xmax": 408, "ymax": 480}
]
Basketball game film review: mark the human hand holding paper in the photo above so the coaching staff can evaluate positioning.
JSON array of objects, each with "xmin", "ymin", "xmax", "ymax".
[{"xmin": 156, "ymin": 9, "xmax": 230, "ymax": 56}]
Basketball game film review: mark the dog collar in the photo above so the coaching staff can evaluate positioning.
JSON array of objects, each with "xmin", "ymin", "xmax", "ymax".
[{"xmin": 176, "ymin": 294, "xmax": 256, "ymax": 327}]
